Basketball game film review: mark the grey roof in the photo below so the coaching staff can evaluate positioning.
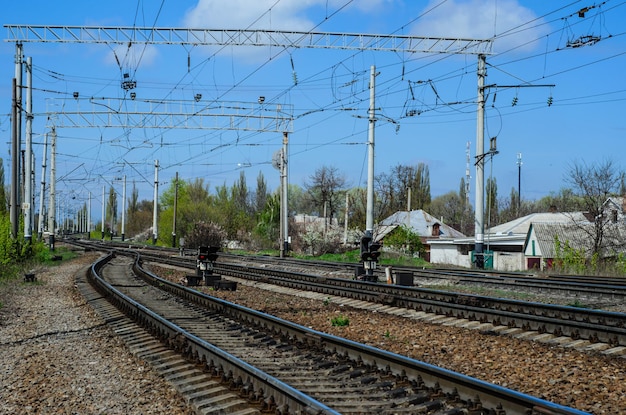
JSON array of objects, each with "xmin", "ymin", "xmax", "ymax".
[
  {"xmin": 488, "ymin": 211, "xmax": 589, "ymax": 235},
  {"xmin": 526, "ymin": 222, "xmax": 593, "ymax": 258},
  {"xmin": 526, "ymin": 221, "xmax": 626, "ymax": 258},
  {"xmin": 376, "ymin": 210, "xmax": 465, "ymax": 241}
]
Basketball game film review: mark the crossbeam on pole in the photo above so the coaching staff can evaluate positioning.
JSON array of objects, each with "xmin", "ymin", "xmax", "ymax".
[
  {"xmin": 5, "ymin": 25, "xmax": 492, "ymax": 55},
  {"xmin": 42, "ymin": 98, "xmax": 293, "ymax": 132}
]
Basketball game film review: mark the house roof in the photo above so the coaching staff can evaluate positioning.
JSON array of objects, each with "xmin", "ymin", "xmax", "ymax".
[
  {"xmin": 524, "ymin": 222, "xmax": 594, "ymax": 258},
  {"xmin": 376, "ymin": 210, "xmax": 465, "ymax": 241},
  {"xmin": 487, "ymin": 211, "xmax": 589, "ymax": 235},
  {"xmin": 525, "ymin": 221, "xmax": 626, "ymax": 258}
]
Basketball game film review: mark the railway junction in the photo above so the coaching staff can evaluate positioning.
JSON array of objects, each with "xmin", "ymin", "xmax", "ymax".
[{"xmin": 2, "ymin": 243, "xmax": 625, "ymax": 414}]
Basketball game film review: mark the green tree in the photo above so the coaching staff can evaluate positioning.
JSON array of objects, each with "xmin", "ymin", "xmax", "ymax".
[
  {"xmin": 105, "ymin": 186, "xmax": 117, "ymax": 235},
  {"xmin": 159, "ymin": 178, "xmax": 213, "ymax": 244},
  {"xmin": 254, "ymin": 171, "xmax": 268, "ymax": 214},
  {"xmin": 383, "ymin": 224, "xmax": 423, "ymax": 255},
  {"xmin": 255, "ymin": 192, "xmax": 280, "ymax": 245}
]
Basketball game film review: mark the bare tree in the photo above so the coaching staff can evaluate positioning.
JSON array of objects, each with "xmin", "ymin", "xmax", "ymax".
[
  {"xmin": 304, "ymin": 166, "xmax": 347, "ymax": 223},
  {"xmin": 566, "ymin": 159, "xmax": 625, "ymax": 259}
]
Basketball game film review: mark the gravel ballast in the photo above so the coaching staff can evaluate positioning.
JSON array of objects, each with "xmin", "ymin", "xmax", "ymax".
[
  {"xmin": 151, "ymin": 263, "xmax": 626, "ymax": 415},
  {"xmin": 2, "ymin": 251, "xmax": 625, "ymax": 414},
  {"xmin": 0, "ymin": 253, "xmax": 193, "ymax": 415}
]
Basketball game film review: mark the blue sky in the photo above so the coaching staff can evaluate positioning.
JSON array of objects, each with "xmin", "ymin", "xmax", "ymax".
[{"xmin": 2, "ymin": 0, "xmax": 625, "ymax": 212}]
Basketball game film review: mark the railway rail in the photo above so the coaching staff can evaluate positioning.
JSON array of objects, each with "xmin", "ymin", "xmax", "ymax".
[
  {"xmin": 70, "ymin": 239, "xmax": 626, "ymax": 351},
  {"xmin": 87, "ymin": 248, "xmax": 591, "ymax": 415},
  {"xmin": 87, "ymin": 238, "xmax": 626, "ymax": 301}
]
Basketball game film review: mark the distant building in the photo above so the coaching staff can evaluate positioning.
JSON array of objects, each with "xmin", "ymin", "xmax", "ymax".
[
  {"xmin": 428, "ymin": 211, "xmax": 591, "ymax": 271},
  {"xmin": 375, "ymin": 210, "xmax": 465, "ymax": 260}
]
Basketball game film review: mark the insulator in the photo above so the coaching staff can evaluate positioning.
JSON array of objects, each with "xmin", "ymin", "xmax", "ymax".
[{"xmin": 511, "ymin": 96, "xmax": 518, "ymax": 106}]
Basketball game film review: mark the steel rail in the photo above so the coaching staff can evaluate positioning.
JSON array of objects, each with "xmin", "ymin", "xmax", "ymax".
[
  {"xmin": 89, "ymin": 251, "xmax": 340, "ymax": 415},
  {"xmin": 120, "ymin": 249, "xmax": 590, "ymax": 415}
]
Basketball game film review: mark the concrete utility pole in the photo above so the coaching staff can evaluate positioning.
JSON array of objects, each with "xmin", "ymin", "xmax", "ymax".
[
  {"xmin": 280, "ymin": 132, "xmax": 289, "ymax": 258},
  {"xmin": 24, "ymin": 56, "xmax": 33, "ymax": 243},
  {"xmin": 38, "ymin": 133, "xmax": 48, "ymax": 238},
  {"xmin": 10, "ymin": 44, "xmax": 23, "ymax": 239},
  {"xmin": 87, "ymin": 192, "xmax": 91, "ymax": 239},
  {"xmin": 474, "ymin": 54, "xmax": 486, "ymax": 269},
  {"xmin": 47, "ymin": 128, "xmax": 56, "ymax": 249},
  {"xmin": 365, "ymin": 65, "xmax": 377, "ymax": 237},
  {"xmin": 172, "ymin": 172, "xmax": 178, "ymax": 248},
  {"xmin": 517, "ymin": 152, "xmax": 523, "ymax": 215},
  {"xmin": 101, "ymin": 185, "xmax": 105, "ymax": 240},
  {"xmin": 10, "ymin": 78, "xmax": 19, "ymax": 239},
  {"xmin": 360, "ymin": 65, "xmax": 380, "ymax": 282},
  {"xmin": 152, "ymin": 160, "xmax": 159, "ymax": 245},
  {"xmin": 121, "ymin": 175, "xmax": 126, "ymax": 241}
]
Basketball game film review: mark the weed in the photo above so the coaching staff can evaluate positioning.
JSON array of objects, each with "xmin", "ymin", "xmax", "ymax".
[
  {"xmin": 323, "ymin": 297, "xmax": 331, "ymax": 306},
  {"xmin": 331, "ymin": 315, "xmax": 349, "ymax": 327},
  {"xmin": 567, "ymin": 299, "xmax": 590, "ymax": 309}
]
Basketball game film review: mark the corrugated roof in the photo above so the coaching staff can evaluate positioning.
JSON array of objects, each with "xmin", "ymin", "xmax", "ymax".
[
  {"xmin": 528, "ymin": 222, "xmax": 593, "ymax": 258},
  {"xmin": 488, "ymin": 211, "xmax": 589, "ymax": 235},
  {"xmin": 527, "ymin": 221, "xmax": 626, "ymax": 258}
]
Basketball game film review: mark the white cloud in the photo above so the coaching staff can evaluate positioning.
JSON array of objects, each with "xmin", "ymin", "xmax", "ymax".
[
  {"xmin": 182, "ymin": 0, "xmax": 394, "ymax": 30},
  {"xmin": 183, "ymin": 0, "xmax": 315, "ymax": 30},
  {"xmin": 410, "ymin": 0, "xmax": 547, "ymax": 53},
  {"xmin": 104, "ymin": 44, "xmax": 159, "ymax": 69}
]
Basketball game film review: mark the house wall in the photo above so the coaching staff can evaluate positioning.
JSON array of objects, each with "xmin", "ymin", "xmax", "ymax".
[
  {"xmin": 524, "ymin": 235, "xmax": 542, "ymax": 256},
  {"xmin": 429, "ymin": 244, "xmax": 472, "ymax": 268},
  {"xmin": 494, "ymin": 251, "xmax": 525, "ymax": 271}
]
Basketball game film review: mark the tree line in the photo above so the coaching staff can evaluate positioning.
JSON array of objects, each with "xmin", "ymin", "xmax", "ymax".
[{"xmin": 2, "ymin": 155, "xmax": 625, "ymax": 260}]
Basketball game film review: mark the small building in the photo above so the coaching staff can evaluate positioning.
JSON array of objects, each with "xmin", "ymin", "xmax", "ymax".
[
  {"xmin": 375, "ymin": 210, "xmax": 465, "ymax": 261},
  {"xmin": 428, "ymin": 211, "xmax": 590, "ymax": 271}
]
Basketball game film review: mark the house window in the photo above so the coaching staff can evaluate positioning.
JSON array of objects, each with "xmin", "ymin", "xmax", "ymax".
[{"xmin": 612, "ymin": 209, "xmax": 618, "ymax": 223}]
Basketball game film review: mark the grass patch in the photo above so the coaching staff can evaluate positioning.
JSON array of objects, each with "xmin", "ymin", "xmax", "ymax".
[
  {"xmin": 331, "ymin": 315, "xmax": 350, "ymax": 327},
  {"xmin": 567, "ymin": 299, "xmax": 590, "ymax": 309}
]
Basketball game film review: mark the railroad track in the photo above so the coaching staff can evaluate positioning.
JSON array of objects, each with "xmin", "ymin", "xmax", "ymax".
[
  {"xmin": 84, "ymin": 238, "xmax": 626, "ymax": 302},
  {"xmin": 86, "ymin": 249, "xmax": 590, "ymax": 415},
  {"xmin": 69, "ymin": 239, "xmax": 626, "ymax": 352}
]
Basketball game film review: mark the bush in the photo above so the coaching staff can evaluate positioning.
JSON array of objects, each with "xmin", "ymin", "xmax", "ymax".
[{"xmin": 185, "ymin": 221, "xmax": 227, "ymax": 249}]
